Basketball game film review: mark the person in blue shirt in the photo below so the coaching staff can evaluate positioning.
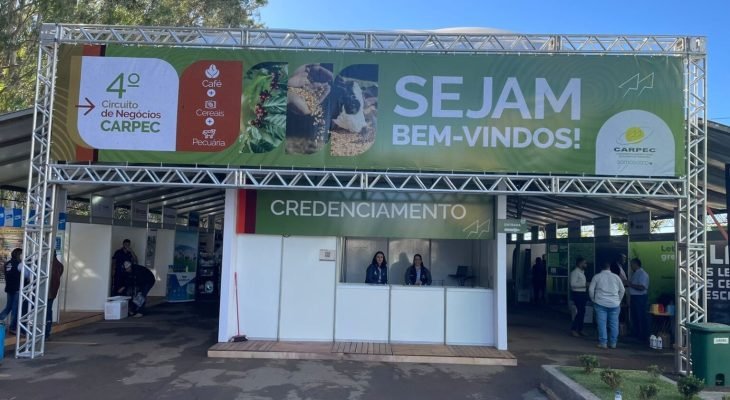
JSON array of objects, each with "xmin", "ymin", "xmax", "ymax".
[
  {"xmin": 365, "ymin": 251, "xmax": 388, "ymax": 284},
  {"xmin": 628, "ymin": 258, "xmax": 650, "ymax": 341},
  {"xmin": 404, "ymin": 254, "xmax": 432, "ymax": 286}
]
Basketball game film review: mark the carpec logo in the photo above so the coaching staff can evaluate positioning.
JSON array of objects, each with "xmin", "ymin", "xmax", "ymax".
[
  {"xmin": 595, "ymin": 110, "xmax": 675, "ymax": 176},
  {"xmin": 622, "ymin": 127, "xmax": 646, "ymax": 144}
]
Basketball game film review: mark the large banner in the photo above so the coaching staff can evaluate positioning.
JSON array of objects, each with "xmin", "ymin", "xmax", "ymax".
[
  {"xmin": 52, "ymin": 45, "xmax": 685, "ymax": 177},
  {"xmin": 250, "ymin": 191, "xmax": 494, "ymax": 240},
  {"xmin": 708, "ymin": 241, "xmax": 730, "ymax": 324}
]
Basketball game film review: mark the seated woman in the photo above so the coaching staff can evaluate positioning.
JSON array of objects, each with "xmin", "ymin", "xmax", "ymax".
[
  {"xmin": 404, "ymin": 254, "xmax": 432, "ymax": 286},
  {"xmin": 365, "ymin": 251, "xmax": 388, "ymax": 284}
]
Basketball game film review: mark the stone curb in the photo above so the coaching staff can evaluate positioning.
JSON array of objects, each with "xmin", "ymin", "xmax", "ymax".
[{"xmin": 540, "ymin": 365, "xmax": 600, "ymax": 400}]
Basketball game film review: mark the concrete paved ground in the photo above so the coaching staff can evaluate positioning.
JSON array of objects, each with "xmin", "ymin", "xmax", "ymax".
[{"xmin": 0, "ymin": 302, "xmax": 683, "ymax": 399}]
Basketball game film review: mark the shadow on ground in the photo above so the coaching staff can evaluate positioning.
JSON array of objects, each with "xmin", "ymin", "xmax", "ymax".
[{"xmin": 0, "ymin": 302, "xmax": 679, "ymax": 400}]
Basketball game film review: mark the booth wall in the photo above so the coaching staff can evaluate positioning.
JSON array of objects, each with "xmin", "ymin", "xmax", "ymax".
[
  {"xmin": 148, "ymin": 229, "xmax": 175, "ymax": 297},
  {"xmin": 390, "ymin": 286, "xmax": 445, "ymax": 343},
  {"xmin": 238, "ymin": 234, "xmax": 282, "ymax": 339},
  {"xmin": 279, "ymin": 236, "xmax": 337, "ymax": 341},
  {"xmin": 218, "ymin": 189, "xmax": 239, "ymax": 342},
  {"xmin": 335, "ymin": 284, "xmax": 389, "ymax": 341},
  {"xmin": 63, "ymin": 223, "xmax": 112, "ymax": 311},
  {"xmin": 494, "ymin": 195, "xmax": 508, "ymax": 349},
  {"xmin": 446, "ymin": 288, "xmax": 494, "ymax": 345}
]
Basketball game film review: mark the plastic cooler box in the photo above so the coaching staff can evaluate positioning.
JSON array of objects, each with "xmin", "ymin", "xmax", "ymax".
[{"xmin": 105, "ymin": 296, "xmax": 131, "ymax": 320}]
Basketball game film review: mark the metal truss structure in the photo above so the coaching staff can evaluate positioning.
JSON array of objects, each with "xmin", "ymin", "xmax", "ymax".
[
  {"xmin": 17, "ymin": 35, "xmax": 59, "ymax": 358},
  {"xmin": 49, "ymin": 164, "xmax": 686, "ymax": 198},
  {"xmin": 20, "ymin": 24, "xmax": 707, "ymax": 368},
  {"xmin": 675, "ymin": 53, "xmax": 708, "ymax": 374}
]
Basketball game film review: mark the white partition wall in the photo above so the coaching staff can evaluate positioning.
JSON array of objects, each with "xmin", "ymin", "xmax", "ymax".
[
  {"xmin": 335, "ymin": 284, "xmax": 389, "ymax": 341},
  {"xmin": 390, "ymin": 286, "xmax": 445, "ymax": 343},
  {"xmin": 494, "ymin": 195, "xmax": 508, "ymax": 350},
  {"xmin": 446, "ymin": 288, "xmax": 494, "ymax": 345},
  {"xmin": 63, "ymin": 223, "xmax": 113, "ymax": 311},
  {"xmin": 218, "ymin": 189, "xmax": 238, "ymax": 342},
  {"xmin": 148, "ymin": 229, "xmax": 175, "ymax": 297},
  {"xmin": 238, "ymin": 235, "xmax": 283, "ymax": 339},
  {"xmin": 278, "ymin": 236, "xmax": 337, "ymax": 341}
]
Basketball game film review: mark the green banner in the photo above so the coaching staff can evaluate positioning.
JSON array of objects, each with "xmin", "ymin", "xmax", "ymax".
[
  {"xmin": 253, "ymin": 191, "xmax": 494, "ymax": 240},
  {"xmin": 546, "ymin": 243, "xmax": 570, "ymax": 300},
  {"xmin": 52, "ymin": 45, "xmax": 685, "ymax": 177},
  {"xmin": 628, "ymin": 241, "xmax": 676, "ymax": 304}
]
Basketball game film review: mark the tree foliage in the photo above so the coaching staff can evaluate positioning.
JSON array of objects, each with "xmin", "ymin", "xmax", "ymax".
[{"xmin": 0, "ymin": 0, "xmax": 267, "ymax": 112}]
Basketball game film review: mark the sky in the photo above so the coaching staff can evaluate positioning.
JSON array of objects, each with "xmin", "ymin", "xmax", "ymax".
[{"xmin": 260, "ymin": 0, "xmax": 729, "ymax": 123}]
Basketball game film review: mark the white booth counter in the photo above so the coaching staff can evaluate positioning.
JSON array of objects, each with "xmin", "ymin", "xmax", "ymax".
[
  {"xmin": 446, "ymin": 287, "xmax": 494, "ymax": 345},
  {"xmin": 334, "ymin": 283, "xmax": 495, "ymax": 345},
  {"xmin": 335, "ymin": 283, "xmax": 390, "ymax": 342},
  {"xmin": 390, "ymin": 285, "xmax": 445, "ymax": 343},
  {"xmin": 221, "ymin": 234, "xmax": 502, "ymax": 347}
]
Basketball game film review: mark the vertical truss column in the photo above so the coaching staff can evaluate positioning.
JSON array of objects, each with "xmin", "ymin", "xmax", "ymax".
[
  {"xmin": 17, "ymin": 32, "xmax": 60, "ymax": 359},
  {"xmin": 676, "ymin": 44, "xmax": 708, "ymax": 374}
]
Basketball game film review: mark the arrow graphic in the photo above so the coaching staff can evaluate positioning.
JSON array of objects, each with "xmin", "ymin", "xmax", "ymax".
[{"xmin": 75, "ymin": 97, "xmax": 96, "ymax": 115}]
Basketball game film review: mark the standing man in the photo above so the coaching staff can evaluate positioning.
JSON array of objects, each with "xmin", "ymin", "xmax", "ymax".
[
  {"xmin": 0, "ymin": 248, "xmax": 22, "ymax": 335},
  {"xmin": 570, "ymin": 256, "xmax": 588, "ymax": 337},
  {"xmin": 628, "ymin": 258, "xmax": 650, "ymax": 342},
  {"xmin": 532, "ymin": 257, "xmax": 547, "ymax": 305},
  {"xmin": 111, "ymin": 239, "xmax": 138, "ymax": 295},
  {"xmin": 589, "ymin": 261, "xmax": 626, "ymax": 349},
  {"xmin": 46, "ymin": 250, "xmax": 65, "ymax": 340}
]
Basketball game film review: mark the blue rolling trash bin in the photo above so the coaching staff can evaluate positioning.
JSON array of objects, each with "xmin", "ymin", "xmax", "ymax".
[{"xmin": 0, "ymin": 323, "xmax": 5, "ymax": 361}]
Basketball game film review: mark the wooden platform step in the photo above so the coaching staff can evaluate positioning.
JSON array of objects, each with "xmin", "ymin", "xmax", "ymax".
[{"xmin": 208, "ymin": 340, "xmax": 517, "ymax": 366}]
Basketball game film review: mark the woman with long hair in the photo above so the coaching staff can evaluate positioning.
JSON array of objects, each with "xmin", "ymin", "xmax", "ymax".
[
  {"xmin": 365, "ymin": 251, "xmax": 388, "ymax": 284},
  {"xmin": 404, "ymin": 254, "xmax": 432, "ymax": 286}
]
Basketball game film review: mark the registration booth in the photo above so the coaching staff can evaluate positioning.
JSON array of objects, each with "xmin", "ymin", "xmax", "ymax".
[
  {"xmin": 18, "ymin": 25, "xmax": 705, "ymax": 374},
  {"xmin": 217, "ymin": 190, "xmax": 507, "ymax": 348}
]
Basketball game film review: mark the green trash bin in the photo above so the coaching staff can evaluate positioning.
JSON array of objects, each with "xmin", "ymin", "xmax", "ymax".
[{"xmin": 687, "ymin": 322, "xmax": 730, "ymax": 387}]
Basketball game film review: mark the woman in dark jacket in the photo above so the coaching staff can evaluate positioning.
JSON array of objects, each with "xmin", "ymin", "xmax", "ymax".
[
  {"xmin": 0, "ymin": 248, "xmax": 22, "ymax": 333},
  {"xmin": 365, "ymin": 251, "xmax": 388, "ymax": 284},
  {"xmin": 404, "ymin": 254, "xmax": 432, "ymax": 286}
]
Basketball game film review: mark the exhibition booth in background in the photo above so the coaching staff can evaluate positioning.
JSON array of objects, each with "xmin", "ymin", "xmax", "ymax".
[
  {"xmin": 1, "ymin": 213, "xmax": 222, "ymax": 321},
  {"xmin": 508, "ymin": 229, "xmax": 730, "ymax": 339}
]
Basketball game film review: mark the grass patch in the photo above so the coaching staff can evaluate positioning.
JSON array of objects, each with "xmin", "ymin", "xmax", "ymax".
[{"xmin": 560, "ymin": 366, "xmax": 683, "ymax": 400}]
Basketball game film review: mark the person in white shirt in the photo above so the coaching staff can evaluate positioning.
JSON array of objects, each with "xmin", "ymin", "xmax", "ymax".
[
  {"xmin": 589, "ymin": 261, "xmax": 626, "ymax": 349},
  {"xmin": 628, "ymin": 258, "xmax": 650, "ymax": 341},
  {"xmin": 570, "ymin": 256, "xmax": 588, "ymax": 337}
]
